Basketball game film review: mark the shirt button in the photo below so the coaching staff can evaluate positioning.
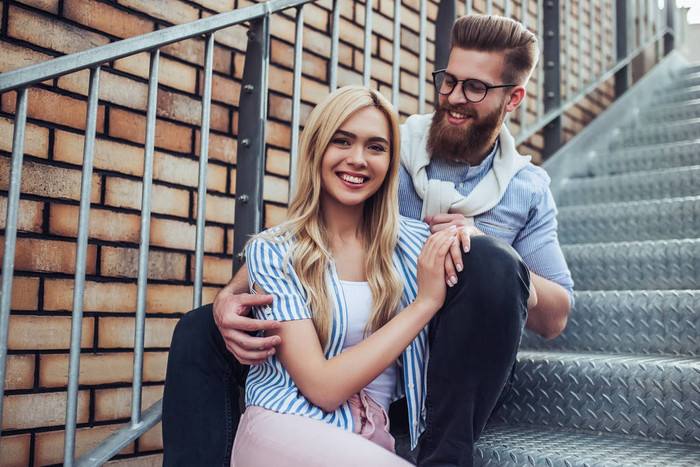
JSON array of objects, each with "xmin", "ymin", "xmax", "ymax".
[
  {"xmin": 408, "ymin": 383, "xmax": 415, "ymax": 389},
  {"xmin": 413, "ymin": 421, "xmax": 418, "ymax": 426}
]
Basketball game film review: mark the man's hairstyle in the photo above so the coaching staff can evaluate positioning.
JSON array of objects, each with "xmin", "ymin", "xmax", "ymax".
[{"xmin": 450, "ymin": 14, "xmax": 540, "ymax": 85}]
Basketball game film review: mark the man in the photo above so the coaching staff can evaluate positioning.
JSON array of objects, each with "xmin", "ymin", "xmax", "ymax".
[{"xmin": 163, "ymin": 14, "xmax": 572, "ymax": 467}]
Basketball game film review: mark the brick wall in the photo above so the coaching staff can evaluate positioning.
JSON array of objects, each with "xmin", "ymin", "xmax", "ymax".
[{"xmin": 0, "ymin": 0, "xmax": 663, "ymax": 465}]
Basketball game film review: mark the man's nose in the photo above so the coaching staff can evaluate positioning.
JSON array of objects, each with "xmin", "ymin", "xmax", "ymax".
[{"xmin": 447, "ymin": 83, "xmax": 468, "ymax": 105}]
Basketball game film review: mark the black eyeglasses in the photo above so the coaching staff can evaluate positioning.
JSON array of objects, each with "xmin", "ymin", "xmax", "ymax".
[{"xmin": 432, "ymin": 70, "xmax": 516, "ymax": 103}]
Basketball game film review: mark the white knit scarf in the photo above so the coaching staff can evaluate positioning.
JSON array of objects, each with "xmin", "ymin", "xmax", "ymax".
[{"xmin": 400, "ymin": 113, "xmax": 531, "ymax": 219}]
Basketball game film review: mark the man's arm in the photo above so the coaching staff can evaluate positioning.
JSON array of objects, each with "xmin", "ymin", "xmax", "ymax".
[{"xmin": 212, "ymin": 265, "xmax": 280, "ymax": 365}]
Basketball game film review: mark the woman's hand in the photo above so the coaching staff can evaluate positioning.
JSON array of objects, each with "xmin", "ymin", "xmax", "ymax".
[{"xmin": 414, "ymin": 227, "xmax": 457, "ymax": 312}]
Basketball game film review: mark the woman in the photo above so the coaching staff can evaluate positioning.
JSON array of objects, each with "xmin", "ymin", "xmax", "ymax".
[{"xmin": 232, "ymin": 86, "xmax": 457, "ymax": 466}]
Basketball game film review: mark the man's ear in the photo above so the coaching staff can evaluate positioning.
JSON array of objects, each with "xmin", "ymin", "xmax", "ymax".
[{"xmin": 505, "ymin": 86, "xmax": 526, "ymax": 113}]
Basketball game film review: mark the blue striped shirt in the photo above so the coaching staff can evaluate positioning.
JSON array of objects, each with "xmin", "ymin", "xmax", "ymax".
[
  {"xmin": 398, "ymin": 121, "xmax": 574, "ymax": 303},
  {"xmin": 245, "ymin": 217, "xmax": 431, "ymax": 448}
]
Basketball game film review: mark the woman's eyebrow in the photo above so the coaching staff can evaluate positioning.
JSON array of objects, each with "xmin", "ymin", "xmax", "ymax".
[{"xmin": 334, "ymin": 129, "xmax": 388, "ymax": 145}]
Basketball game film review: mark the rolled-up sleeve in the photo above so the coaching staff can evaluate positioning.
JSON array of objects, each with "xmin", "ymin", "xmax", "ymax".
[{"xmin": 245, "ymin": 238, "xmax": 311, "ymax": 321}]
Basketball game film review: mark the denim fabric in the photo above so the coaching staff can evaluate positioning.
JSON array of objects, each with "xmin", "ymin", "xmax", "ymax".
[
  {"xmin": 417, "ymin": 235, "xmax": 530, "ymax": 467},
  {"xmin": 162, "ymin": 304, "xmax": 248, "ymax": 467}
]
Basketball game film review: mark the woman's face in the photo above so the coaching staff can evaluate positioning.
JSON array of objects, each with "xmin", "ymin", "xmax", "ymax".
[{"xmin": 320, "ymin": 106, "xmax": 391, "ymax": 209}]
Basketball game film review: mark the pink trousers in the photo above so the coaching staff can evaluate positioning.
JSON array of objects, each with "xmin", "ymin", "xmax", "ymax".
[{"xmin": 232, "ymin": 392, "xmax": 411, "ymax": 467}]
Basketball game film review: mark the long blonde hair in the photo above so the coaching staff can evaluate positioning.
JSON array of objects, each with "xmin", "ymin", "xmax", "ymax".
[{"xmin": 259, "ymin": 86, "xmax": 403, "ymax": 351}]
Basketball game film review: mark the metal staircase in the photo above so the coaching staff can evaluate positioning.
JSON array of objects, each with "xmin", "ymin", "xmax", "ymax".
[{"xmin": 473, "ymin": 63, "xmax": 700, "ymax": 465}]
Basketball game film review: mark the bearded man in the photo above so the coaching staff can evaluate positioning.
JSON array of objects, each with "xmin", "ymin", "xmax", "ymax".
[{"xmin": 163, "ymin": 14, "xmax": 573, "ymax": 467}]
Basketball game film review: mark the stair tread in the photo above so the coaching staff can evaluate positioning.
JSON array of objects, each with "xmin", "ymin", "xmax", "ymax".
[{"xmin": 475, "ymin": 424, "xmax": 700, "ymax": 466}]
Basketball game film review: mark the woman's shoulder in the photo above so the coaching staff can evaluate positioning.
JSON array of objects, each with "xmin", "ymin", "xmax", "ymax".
[
  {"xmin": 246, "ymin": 225, "xmax": 294, "ymax": 261},
  {"xmin": 396, "ymin": 216, "xmax": 430, "ymax": 257}
]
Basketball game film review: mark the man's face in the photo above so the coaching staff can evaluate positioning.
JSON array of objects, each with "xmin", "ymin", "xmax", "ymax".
[{"xmin": 427, "ymin": 48, "xmax": 512, "ymax": 163}]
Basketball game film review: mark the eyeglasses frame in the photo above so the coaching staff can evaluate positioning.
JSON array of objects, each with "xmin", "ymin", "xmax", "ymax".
[{"xmin": 432, "ymin": 69, "xmax": 517, "ymax": 103}]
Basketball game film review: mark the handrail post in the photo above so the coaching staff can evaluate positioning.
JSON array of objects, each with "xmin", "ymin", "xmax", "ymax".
[
  {"xmin": 615, "ymin": 0, "xmax": 629, "ymax": 97},
  {"xmin": 232, "ymin": 16, "xmax": 270, "ymax": 273},
  {"xmin": 664, "ymin": 0, "xmax": 675, "ymax": 56},
  {"xmin": 542, "ymin": 0, "xmax": 561, "ymax": 158},
  {"xmin": 435, "ymin": 0, "xmax": 456, "ymax": 106}
]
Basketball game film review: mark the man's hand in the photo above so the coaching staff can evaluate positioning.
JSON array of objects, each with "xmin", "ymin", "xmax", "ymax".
[
  {"xmin": 425, "ymin": 214, "xmax": 484, "ymax": 286},
  {"xmin": 213, "ymin": 284, "xmax": 281, "ymax": 365}
]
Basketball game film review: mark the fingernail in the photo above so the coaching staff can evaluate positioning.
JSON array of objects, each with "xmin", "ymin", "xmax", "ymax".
[
  {"xmin": 456, "ymin": 263, "xmax": 463, "ymax": 272},
  {"xmin": 447, "ymin": 280, "xmax": 454, "ymax": 287},
  {"xmin": 450, "ymin": 276, "xmax": 458, "ymax": 286},
  {"xmin": 464, "ymin": 245, "xmax": 470, "ymax": 253}
]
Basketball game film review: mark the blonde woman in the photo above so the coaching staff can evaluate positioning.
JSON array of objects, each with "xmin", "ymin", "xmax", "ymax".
[{"xmin": 232, "ymin": 86, "xmax": 456, "ymax": 466}]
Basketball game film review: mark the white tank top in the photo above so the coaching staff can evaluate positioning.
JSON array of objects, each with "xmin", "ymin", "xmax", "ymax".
[{"xmin": 340, "ymin": 280, "xmax": 398, "ymax": 413}]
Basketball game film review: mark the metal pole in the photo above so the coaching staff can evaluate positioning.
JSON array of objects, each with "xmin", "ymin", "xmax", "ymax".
[
  {"xmin": 615, "ymin": 0, "xmax": 629, "ymax": 97},
  {"xmin": 435, "ymin": 0, "xmax": 457, "ymax": 105},
  {"xmin": 418, "ymin": 0, "xmax": 427, "ymax": 114},
  {"xmin": 131, "ymin": 49, "xmax": 160, "ymax": 426},
  {"xmin": 543, "ymin": 0, "xmax": 561, "ymax": 158},
  {"xmin": 465, "ymin": 0, "xmax": 471, "ymax": 16},
  {"xmin": 330, "ymin": 0, "xmax": 340, "ymax": 91},
  {"xmin": 289, "ymin": 6, "xmax": 304, "ymax": 199},
  {"xmin": 193, "ymin": 34, "xmax": 215, "ymax": 308},
  {"xmin": 392, "ymin": 0, "xmax": 402, "ymax": 108},
  {"xmin": 64, "ymin": 65, "xmax": 101, "ymax": 467},
  {"xmin": 0, "ymin": 88, "xmax": 28, "ymax": 448},
  {"xmin": 519, "ymin": 0, "xmax": 529, "ymax": 138},
  {"xmin": 664, "ymin": 0, "xmax": 675, "ymax": 55},
  {"xmin": 363, "ymin": 0, "xmax": 373, "ymax": 87}
]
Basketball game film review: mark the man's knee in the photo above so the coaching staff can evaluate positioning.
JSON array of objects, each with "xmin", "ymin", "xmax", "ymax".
[
  {"xmin": 462, "ymin": 235, "xmax": 528, "ymax": 285},
  {"xmin": 169, "ymin": 303, "xmax": 220, "ymax": 359}
]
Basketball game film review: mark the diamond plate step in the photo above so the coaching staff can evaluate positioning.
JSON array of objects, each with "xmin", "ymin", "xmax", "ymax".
[
  {"xmin": 562, "ymin": 239, "xmax": 699, "ymax": 291},
  {"xmin": 557, "ymin": 196, "xmax": 700, "ymax": 244},
  {"xmin": 489, "ymin": 351, "xmax": 700, "ymax": 444},
  {"xmin": 589, "ymin": 140, "xmax": 700, "ymax": 176},
  {"xmin": 475, "ymin": 424, "xmax": 700, "ymax": 466},
  {"xmin": 635, "ymin": 99, "xmax": 700, "ymax": 125},
  {"xmin": 656, "ymin": 85, "xmax": 700, "ymax": 105},
  {"xmin": 676, "ymin": 72, "xmax": 700, "ymax": 89},
  {"xmin": 611, "ymin": 118, "xmax": 700, "ymax": 148},
  {"xmin": 520, "ymin": 290, "xmax": 699, "ymax": 356},
  {"xmin": 557, "ymin": 166, "xmax": 700, "ymax": 207}
]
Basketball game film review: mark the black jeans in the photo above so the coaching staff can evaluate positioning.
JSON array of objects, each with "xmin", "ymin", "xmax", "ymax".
[{"xmin": 162, "ymin": 235, "xmax": 529, "ymax": 466}]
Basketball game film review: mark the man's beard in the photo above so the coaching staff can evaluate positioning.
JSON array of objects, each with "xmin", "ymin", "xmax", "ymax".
[{"xmin": 426, "ymin": 100, "xmax": 505, "ymax": 163}]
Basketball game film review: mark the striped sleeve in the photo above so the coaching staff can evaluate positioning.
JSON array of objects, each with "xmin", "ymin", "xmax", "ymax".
[{"xmin": 245, "ymin": 238, "xmax": 311, "ymax": 321}]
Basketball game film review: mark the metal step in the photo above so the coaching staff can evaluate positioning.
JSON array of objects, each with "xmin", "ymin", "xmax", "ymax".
[
  {"xmin": 558, "ymin": 166, "xmax": 700, "ymax": 207},
  {"xmin": 655, "ymin": 85, "xmax": 700, "ymax": 105},
  {"xmin": 475, "ymin": 424, "xmax": 700, "ymax": 466},
  {"xmin": 520, "ymin": 290, "xmax": 699, "ymax": 357},
  {"xmin": 611, "ymin": 118, "xmax": 700, "ymax": 148},
  {"xmin": 677, "ymin": 72, "xmax": 700, "ymax": 89},
  {"xmin": 557, "ymin": 196, "xmax": 700, "ymax": 244},
  {"xmin": 635, "ymin": 99, "xmax": 700, "ymax": 125},
  {"xmin": 563, "ymin": 239, "xmax": 699, "ymax": 291},
  {"xmin": 589, "ymin": 139, "xmax": 700, "ymax": 176},
  {"xmin": 489, "ymin": 351, "xmax": 700, "ymax": 445}
]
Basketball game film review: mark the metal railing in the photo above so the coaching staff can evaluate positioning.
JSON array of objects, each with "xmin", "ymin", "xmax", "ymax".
[{"xmin": 0, "ymin": 0, "xmax": 678, "ymax": 464}]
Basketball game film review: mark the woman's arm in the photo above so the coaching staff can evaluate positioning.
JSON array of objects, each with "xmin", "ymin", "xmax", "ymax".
[{"xmin": 258, "ymin": 228, "xmax": 456, "ymax": 413}]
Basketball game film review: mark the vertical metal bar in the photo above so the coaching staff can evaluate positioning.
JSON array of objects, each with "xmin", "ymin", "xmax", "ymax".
[
  {"xmin": 418, "ymin": 0, "xmax": 427, "ymax": 114},
  {"xmin": 601, "ymin": 0, "xmax": 607, "ymax": 77},
  {"xmin": 465, "ymin": 0, "xmax": 471, "ymax": 16},
  {"xmin": 0, "ymin": 88, "xmax": 28, "ymax": 447},
  {"xmin": 519, "ymin": 0, "xmax": 528, "ymax": 136},
  {"xmin": 639, "ymin": 0, "xmax": 645, "ymax": 45},
  {"xmin": 615, "ymin": 0, "xmax": 629, "ymax": 97},
  {"xmin": 193, "ymin": 34, "xmax": 215, "ymax": 308},
  {"xmin": 64, "ymin": 65, "xmax": 100, "ymax": 467},
  {"xmin": 504, "ymin": 0, "xmax": 511, "ymax": 18},
  {"xmin": 577, "ymin": 0, "xmax": 583, "ymax": 92},
  {"xmin": 435, "ymin": 0, "xmax": 456, "ymax": 105},
  {"xmin": 588, "ymin": 0, "xmax": 593, "ymax": 84},
  {"xmin": 363, "ymin": 0, "xmax": 374, "ymax": 88},
  {"xmin": 543, "ymin": 0, "xmax": 561, "ymax": 157},
  {"xmin": 664, "ymin": 0, "xmax": 675, "ymax": 55},
  {"xmin": 392, "ymin": 0, "xmax": 402, "ymax": 108},
  {"xmin": 289, "ymin": 6, "xmax": 304, "ymax": 199},
  {"xmin": 131, "ymin": 49, "xmax": 159, "ymax": 426},
  {"xmin": 330, "ymin": 0, "xmax": 340, "ymax": 91},
  {"xmin": 233, "ymin": 16, "xmax": 270, "ymax": 273},
  {"xmin": 536, "ymin": 0, "xmax": 544, "ymax": 121},
  {"xmin": 630, "ymin": 0, "xmax": 637, "ymax": 51},
  {"xmin": 564, "ymin": 0, "xmax": 571, "ymax": 101},
  {"xmin": 486, "ymin": 0, "xmax": 492, "ymax": 15}
]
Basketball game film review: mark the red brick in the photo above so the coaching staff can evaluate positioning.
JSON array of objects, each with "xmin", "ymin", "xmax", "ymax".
[
  {"xmin": 101, "ymin": 246, "xmax": 187, "ymax": 281},
  {"xmin": 0, "ymin": 41, "xmax": 52, "ymax": 80},
  {"xmin": 200, "ymin": 255, "xmax": 233, "ymax": 285},
  {"xmin": 265, "ymin": 203, "xmax": 288, "ymax": 229},
  {"xmin": 94, "ymin": 385, "xmax": 163, "ymax": 421},
  {"xmin": 302, "ymin": 27, "xmax": 333, "ymax": 60},
  {"xmin": 50, "ymin": 203, "xmax": 141, "ymax": 243},
  {"xmin": 145, "ymin": 284, "xmax": 195, "ymax": 314},
  {"xmin": 7, "ymin": 5, "xmax": 109, "ymax": 54},
  {"xmin": 299, "ymin": 76, "xmax": 331, "ymax": 107},
  {"xmin": 211, "ymin": 73, "xmax": 240, "ymax": 107},
  {"xmin": 193, "ymin": 130, "xmax": 238, "ymax": 165},
  {"xmin": 265, "ymin": 119, "xmax": 292, "ymax": 150},
  {"xmin": 211, "ymin": 23, "xmax": 248, "ymax": 50},
  {"xmin": 113, "ymin": 53, "xmax": 198, "ymax": 94},
  {"xmin": 8, "ymin": 315, "xmax": 94, "ymax": 350},
  {"xmin": 2, "ymin": 391, "xmax": 89, "ymax": 430},
  {"xmin": 3, "ymin": 237, "xmax": 98, "ymax": 275},
  {"xmin": 104, "ymin": 453, "xmax": 163, "ymax": 466},
  {"xmin": 4, "ymin": 354, "xmax": 35, "ymax": 390},
  {"xmin": 153, "ymin": 150, "xmax": 228, "ymax": 191},
  {"xmin": 14, "ymin": 0, "xmax": 58, "ymax": 13},
  {"xmin": 193, "ymin": 0, "xmax": 235, "ymax": 12},
  {"xmin": 104, "ymin": 176, "xmax": 190, "ymax": 218},
  {"xmin": 54, "ymin": 130, "xmax": 145, "ymax": 177},
  {"xmin": 108, "ymin": 108, "xmax": 193, "ymax": 154},
  {"xmin": 34, "ymin": 424, "xmax": 134, "ymax": 466},
  {"xmin": 98, "ymin": 317, "xmax": 177, "ymax": 348},
  {"xmin": 44, "ymin": 279, "xmax": 138, "ymax": 313},
  {"xmin": 0, "ymin": 433, "xmax": 30, "ymax": 467},
  {"xmin": 263, "ymin": 175, "xmax": 289, "ymax": 205},
  {"xmin": 149, "ymin": 216, "xmax": 225, "ymax": 252},
  {"xmin": 64, "ymin": 0, "xmax": 155, "ymax": 39},
  {"xmin": 40, "ymin": 351, "xmax": 166, "ymax": 387},
  {"xmin": 0, "ymin": 197, "xmax": 43, "ymax": 234},
  {"xmin": 0, "ymin": 158, "xmax": 101, "ymax": 202},
  {"xmin": 8, "ymin": 276, "xmax": 39, "ymax": 311},
  {"xmin": 1, "ymin": 87, "xmax": 106, "ymax": 133},
  {"xmin": 58, "ymin": 69, "xmax": 149, "ymax": 112},
  {"xmin": 266, "ymin": 147, "xmax": 290, "ymax": 177},
  {"xmin": 118, "ymin": 0, "xmax": 200, "ymax": 25},
  {"xmin": 0, "ymin": 116, "xmax": 50, "ymax": 158},
  {"xmin": 202, "ymin": 285, "xmax": 219, "ymax": 304},
  {"xmin": 191, "ymin": 192, "xmax": 235, "ymax": 225},
  {"xmin": 269, "ymin": 64, "xmax": 294, "ymax": 96},
  {"xmin": 268, "ymin": 93, "xmax": 292, "ymax": 122},
  {"xmin": 139, "ymin": 421, "xmax": 163, "ymax": 451},
  {"xmin": 157, "ymin": 89, "xmax": 202, "ymax": 126}
]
